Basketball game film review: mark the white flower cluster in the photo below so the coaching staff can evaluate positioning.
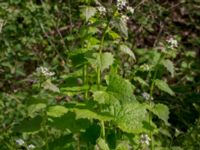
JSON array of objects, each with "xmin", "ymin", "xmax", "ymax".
[
  {"xmin": 127, "ymin": 6, "xmax": 134, "ymax": 14},
  {"xmin": 97, "ymin": 6, "xmax": 106, "ymax": 15},
  {"xmin": 16, "ymin": 139, "xmax": 25, "ymax": 146},
  {"xmin": 117, "ymin": 0, "xmax": 134, "ymax": 14},
  {"xmin": 167, "ymin": 37, "xmax": 178, "ymax": 49},
  {"xmin": 28, "ymin": 144, "xmax": 36, "ymax": 150},
  {"xmin": 36, "ymin": 66, "xmax": 55, "ymax": 77},
  {"xmin": 117, "ymin": 0, "xmax": 127, "ymax": 10},
  {"xmin": 140, "ymin": 134, "xmax": 151, "ymax": 145},
  {"xmin": 16, "ymin": 139, "xmax": 35, "ymax": 149},
  {"xmin": 121, "ymin": 15, "xmax": 129, "ymax": 23},
  {"xmin": 142, "ymin": 92, "xmax": 153, "ymax": 101}
]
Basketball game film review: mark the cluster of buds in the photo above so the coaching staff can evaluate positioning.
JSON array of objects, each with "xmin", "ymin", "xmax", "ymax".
[
  {"xmin": 117, "ymin": 0, "xmax": 127, "ymax": 10},
  {"xmin": 16, "ymin": 139, "xmax": 35, "ymax": 149},
  {"xmin": 117, "ymin": 0, "xmax": 134, "ymax": 14},
  {"xmin": 142, "ymin": 92, "xmax": 153, "ymax": 101},
  {"xmin": 140, "ymin": 134, "xmax": 151, "ymax": 145},
  {"xmin": 36, "ymin": 66, "xmax": 55, "ymax": 77},
  {"xmin": 97, "ymin": 6, "xmax": 106, "ymax": 15},
  {"xmin": 166, "ymin": 37, "xmax": 178, "ymax": 49},
  {"xmin": 121, "ymin": 15, "xmax": 129, "ymax": 23}
]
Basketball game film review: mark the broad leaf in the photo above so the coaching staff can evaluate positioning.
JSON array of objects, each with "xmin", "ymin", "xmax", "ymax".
[
  {"xmin": 13, "ymin": 116, "xmax": 43, "ymax": 133},
  {"xmin": 93, "ymin": 91, "xmax": 118, "ymax": 104},
  {"xmin": 150, "ymin": 104, "xmax": 170, "ymax": 126},
  {"xmin": 97, "ymin": 138, "xmax": 110, "ymax": 150},
  {"xmin": 87, "ymin": 52, "xmax": 114, "ymax": 72},
  {"xmin": 47, "ymin": 105, "xmax": 68, "ymax": 117},
  {"xmin": 73, "ymin": 108, "xmax": 113, "ymax": 121},
  {"xmin": 80, "ymin": 6, "xmax": 97, "ymax": 21},
  {"xmin": 116, "ymin": 103, "xmax": 148, "ymax": 134},
  {"xmin": 155, "ymin": 79, "xmax": 175, "ymax": 96},
  {"xmin": 106, "ymin": 74, "xmax": 136, "ymax": 103},
  {"xmin": 42, "ymin": 79, "xmax": 60, "ymax": 93},
  {"xmin": 119, "ymin": 45, "xmax": 136, "ymax": 61},
  {"xmin": 162, "ymin": 59, "xmax": 175, "ymax": 77}
]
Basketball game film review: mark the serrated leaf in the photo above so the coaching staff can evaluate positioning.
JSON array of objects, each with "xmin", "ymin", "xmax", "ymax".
[
  {"xmin": 80, "ymin": 6, "xmax": 97, "ymax": 21},
  {"xmin": 155, "ymin": 79, "xmax": 175, "ymax": 96},
  {"xmin": 47, "ymin": 106, "xmax": 68, "ymax": 117},
  {"xmin": 116, "ymin": 103, "xmax": 148, "ymax": 134},
  {"xmin": 133, "ymin": 76, "xmax": 148, "ymax": 86},
  {"xmin": 106, "ymin": 74, "xmax": 136, "ymax": 103},
  {"xmin": 73, "ymin": 108, "xmax": 113, "ymax": 121},
  {"xmin": 119, "ymin": 45, "xmax": 136, "ymax": 61},
  {"xmin": 42, "ymin": 79, "xmax": 60, "ymax": 93},
  {"xmin": 28, "ymin": 103, "xmax": 46, "ymax": 117},
  {"xmin": 87, "ymin": 52, "xmax": 114, "ymax": 72},
  {"xmin": 116, "ymin": 141, "xmax": 130, "ymax": 150},
  {"xmin": 162, "ymin": 59, "xmax": 175, "ymax": 77},
  {"xmin": 97, "ymin": 138, "xmax": 110, "ymax": 150},
  {"xmin": 93, "ymin": 91, "xmax": 118, "ymax": 104},
  {"xmin": 119, "ymin": 19, "xmax": 128, "ymax": 37},
  {"xmin": 151, "ymin": 104, "xmax": 170, "ymax": 126}
]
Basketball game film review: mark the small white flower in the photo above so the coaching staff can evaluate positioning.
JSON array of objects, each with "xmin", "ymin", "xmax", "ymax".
[
  {"xmin": 97, "ymin": 6, "xmax": 106, "ymax": 15},
  {"xmin": 127, "ymin": 6, "xmax": 134, "ymax": 14},
  {"xmin": 140, "ymin": 134, "xmax": 151, "ymax": 145},
  {"xmin": 36, "ymin": 66, "xmax": 55, "ymax": 77},
  {"xmin": 121, "ymin": 15, "xmax": 129, "ymax": 23},
  {"xmin": 166, "ymin": 37, "xmax": 178, "ymax": 49},
  {"xmin": 142, "ymin": 92, "xmax": 150, "ymax": 100},
  {"xmin": 28, "ymin": 144, "xmax": 35, "ymax": 149},
  {"xmin": 117, "ymin": 0, "xmax": 127, "ymax": 10},
  {"xmin": 16, "ymin": 139, "xmax": 25, "ymax": 146}
]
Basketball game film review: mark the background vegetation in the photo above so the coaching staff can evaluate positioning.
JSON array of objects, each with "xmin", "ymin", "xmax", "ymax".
[{"xmin": 0, "ymin": 0, "xmax": 200, "ymax": 149}]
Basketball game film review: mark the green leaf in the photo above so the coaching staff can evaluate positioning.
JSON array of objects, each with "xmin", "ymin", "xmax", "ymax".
[
  {"xmin": 116, "ymin": 103, "xmax": 148, "ymax": 134},
  {"xmin": 73, "ymin": 108, "xmax": 113, "ymax": 121},
  {"xmin": 13, "ymin": 116, "xmax": 43, "ymax": 133},
  {"xmin": 116, "ymin": 141, "xmax": 130, "ymax": 150},
  {"xmin": 106, "ymin": 74, "xmax": 136, "ymax": 103},
  {"xmin": 151, "ymin": 104, "xmax": 170, "ymax": 126},
  {"xmin": 133, "ymin": 76, "xmax": 148, "ymax": 86},
  {"xmin": 93, "ymin": 91, "xmax": 118, "ymax": 104},
  {"xmin": 87, "ymin": 52, "xmax": 114, "ymax": 72},
  {"xmin": 119, "ymin": 45, "xmax": 136, "ymax": 61},
  {"xmin": 42, "ymin": 79, "xmax": 60, "ymax": 93},
  {"xmin": 80, "ymin": 6, "xmax": 97, "ymax": 21},
  {"xmin": 47, "ymin": 106, "xmax": 68, "ymax": 117},
  {"xmin": 28, "ymin": 103, "xmax": 46, "ymax": 117},
  {"xmin": 162, "ymin": 59, "xmax": 175, "ymax": 77},
  {"xmin": 119, "ymin": 19, "xmax": 128, "ymax": 38},
  {"xmin": 97, "ymin": 138, "xmax": 110, "ymax": 150},
  {"xmin": 155, "ymin": 79, "xmax": 175, "ymax": 96}
]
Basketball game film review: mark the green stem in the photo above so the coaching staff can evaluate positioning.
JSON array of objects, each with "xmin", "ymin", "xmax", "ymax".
[
  {"xmin": 148, "ymin": 54, "xmax": 164, "ymax": 150},
  {"xmin": 43, "ymin": 109, "xmax": 49, "ymax": 150},
  {"xmin": 83, "ymin": 64, "xmax": 88, "ymax": 99}
]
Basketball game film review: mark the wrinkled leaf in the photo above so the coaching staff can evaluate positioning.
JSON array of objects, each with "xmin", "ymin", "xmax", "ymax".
[
  {"xmin": 155, "ymin": 79, "xmax": 175, "ymax": 96},
  {"xmin": 80, "ymin": 6, "xmax": 97, "ymax": 21},
  {"xmin": 116, "ymin": 103, "xmax": 148, "ymax": 134},
  {"xmin": 97, "ymin": 138, "xmax": 110, "ymax": 150},
  {"xmin": 162, "ymin": 59, "xmax": 175, "ymax": 77},
  {"xmin": 150, "ymin": 104, "xmax": 170, "ymax": 126},
  {"xmin": 120, "ymin": 45, "xmax": 136, "ymax": 61},
  {"xmin": 47, "ymin": 105, "xmax": 68, "ymax": 117},
  {"xmin": 42, "ymin": 79, "xmax": 60, "ymax": 93}
]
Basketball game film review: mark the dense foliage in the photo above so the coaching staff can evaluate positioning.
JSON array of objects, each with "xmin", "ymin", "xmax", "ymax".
[{"xmin": 0, "ymin": 0, "xmax": 200, "ymax": 150}]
